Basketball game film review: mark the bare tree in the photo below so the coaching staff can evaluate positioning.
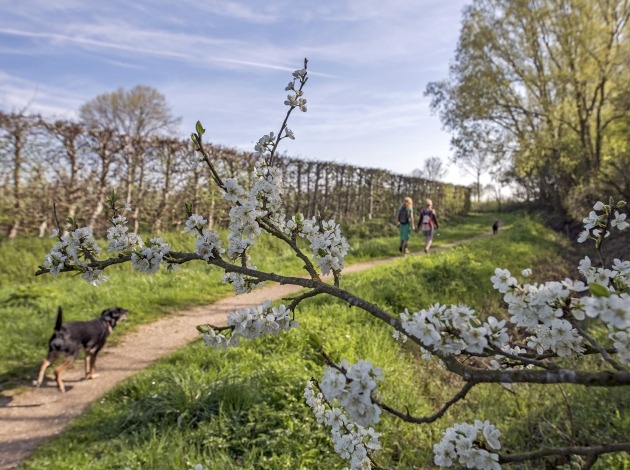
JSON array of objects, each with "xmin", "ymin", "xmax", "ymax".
[
  {"xmin": 40, "ymin": 119, "xmax": 88, "ymax": 220},
  {"xmin": 0, "ymin": 111, "xmax": 38, "ymax": 239},
  {"xmin": 86, "ymin": 129, "xmax": 125, "ymax": 230},
  {"xmin": 80, "ymin": 86, "xmax": 181, "ymax": 231},
  {"xmin": 412, "ymin": 156, "xmax": 448, "ymax": 182}
]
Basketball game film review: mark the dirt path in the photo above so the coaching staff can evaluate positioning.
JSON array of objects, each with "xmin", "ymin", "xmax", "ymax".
[{"xmin": 0, "ymin": 237, "xmax": 489, "ymax": 469}]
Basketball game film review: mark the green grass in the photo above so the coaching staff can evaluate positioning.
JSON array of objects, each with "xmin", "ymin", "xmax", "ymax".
[
  {"xmin": 0, "ymin": 212, "xmax": 509, "ymax": 389},
  {"xmin": 344, "ymin": 211, "xmax": 519, "ymax": 261},
  {"xmin": 18, "ymin": 213, "xmax": 629, "ymax": 469}
]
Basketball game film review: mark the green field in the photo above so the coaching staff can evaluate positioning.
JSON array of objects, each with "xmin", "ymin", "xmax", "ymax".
[
  {"xmin": 11, "ymin": 213, "xmax": 629, "ymax": 469},
  {"xmin": 0, "ymin": 212, "xmax": 508, "ymax": 389}
]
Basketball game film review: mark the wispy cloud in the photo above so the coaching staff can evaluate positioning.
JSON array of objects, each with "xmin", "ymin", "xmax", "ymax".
[
  {"xmin": 0, "ymin": 72, "xmax": 84, "ymax": 117},
  {"xmin": 0, "ymin": 0, "xmax": 473, "ymax": 184}
]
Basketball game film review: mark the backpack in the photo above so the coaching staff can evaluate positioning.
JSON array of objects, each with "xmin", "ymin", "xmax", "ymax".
[
  {"xmin": 420, "ymin": 210, "xmax": 433, "ymax": 231},
  {"xmin": 398, "ymin": 206, "xmax": 410, "ymax": 224}
]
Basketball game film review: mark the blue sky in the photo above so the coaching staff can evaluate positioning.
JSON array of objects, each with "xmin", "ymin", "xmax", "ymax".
[{"xmin": 0, "ymin": 0, "xmax": 474, "ymax": 185}]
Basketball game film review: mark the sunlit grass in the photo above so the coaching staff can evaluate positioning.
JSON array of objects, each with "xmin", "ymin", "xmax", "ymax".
[
  {"xmin": 19, "ymin": 213, "xmax": 628, "ymax": 469},
  {"xmin": 0, "ymin": 213, "xmax": 507, "ymax": 387}
]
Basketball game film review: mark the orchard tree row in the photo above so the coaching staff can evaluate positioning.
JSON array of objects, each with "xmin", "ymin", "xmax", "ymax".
[{"xmin": 0, "ymin": 92, "xmax": 470, "ymax": 239}]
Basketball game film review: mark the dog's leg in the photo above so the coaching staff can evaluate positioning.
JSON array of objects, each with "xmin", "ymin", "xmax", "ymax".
[
  {"xmin": 54, "ymin": 357, "xmax": 74, "ymax": 393},
  {"xmin": 33, "ymin": 358, "xmax": 51, "ymax": 387},
  {"xmin": 84, "ymin": 353, "xmax": 90, "ymax": 378},
  {"xmin": 85, "ymin": 352, "xmax": 100, "ymax": 380}
]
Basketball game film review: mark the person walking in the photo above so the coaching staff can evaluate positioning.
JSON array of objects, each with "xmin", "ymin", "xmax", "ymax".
[
  {"xmin": 418, "ymin": 198, "xmax": 439, "ymax": 253},
  {"xmin": 396, "ymin": 197, "xmax": 414, "ymax": 255}
]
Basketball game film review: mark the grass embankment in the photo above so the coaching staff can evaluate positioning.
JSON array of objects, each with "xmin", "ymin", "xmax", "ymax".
[
  {"xmin": 0, "ymin": 212, "xmax": 507, "ymax": 389},
  {"xmin": 19, "ymin": 214, "xmax": 629, "ymax": 469}
]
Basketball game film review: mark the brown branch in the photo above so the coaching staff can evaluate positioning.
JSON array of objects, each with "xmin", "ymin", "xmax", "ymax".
[
  {"xmin": 193, "ymin": 139, "xmax": 226, "ymax": 192},
  {"xmin": 499, "ymin": 443, "xmax": 630, "ymax": 464},
  {"xmin": 375, "ymin": 382, "xmax": 475, "ymax": 425},
  {"xmin": 268, "ymin": 58, "xmax": 308, "ymax": 167},
  {"xmin": 52, "ymin": 203, "xmax": 63, "ymax": 236},
  {"xmin": 487, "ymin": 346, "xmax": 555, "ymax": 369},
  {"xmin": 35, "ymin": 250, "xmax": 630, "ymax": 388},
  {"xmin": 35, "ymin": 254, "xmax": 132, "ymax": 276},
  {"xmin": 570, "ymin": 320, "xmax": 624, "ymax": 371},
  {"xmin": 258, "ymin": 216, "xmax": 320, "ymax": 280},
  {"xmin": 284, "ymin": 288, "xmax": 324, "ymax": 312}
]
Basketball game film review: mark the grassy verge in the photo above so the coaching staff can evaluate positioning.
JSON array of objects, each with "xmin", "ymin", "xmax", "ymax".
[
  {"xmin": 0, "ymin": 212, "xmax": 512, "ymax": 389},
  {"xmin": 20, "ymin": 213, "xmax": 628, "ymax": 469}
]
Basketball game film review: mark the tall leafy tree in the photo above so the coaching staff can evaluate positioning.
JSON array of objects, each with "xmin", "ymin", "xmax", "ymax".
[{"xmin": 426, "ymin": 0, "xmax": 630, "ymax": 215}]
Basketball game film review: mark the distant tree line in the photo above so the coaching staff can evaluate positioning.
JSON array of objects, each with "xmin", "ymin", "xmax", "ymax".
[{"xmin": 0, "ymin": 106, "xmax": 470, "ymax": 239}]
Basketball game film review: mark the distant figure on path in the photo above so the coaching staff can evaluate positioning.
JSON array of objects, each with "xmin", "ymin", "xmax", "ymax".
[
  {"xmin": 493, "ymin": 220, "xmax": 500, "ymax": 234},
  {"xmin": 418, "ymin": 199, "xmax": 439, "ymax": 253},
  {"xmin": 396, "ymin": 197, "xmax": 414, "ymax": 255}
]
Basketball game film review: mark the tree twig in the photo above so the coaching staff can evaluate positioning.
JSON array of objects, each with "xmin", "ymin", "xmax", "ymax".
[
  {"xmin": 374, "ymin": 382, "xmax": 475, "ymax": 424},
  {"xmin": 499, "ymin": 443, "xmax": 630, "ymax": 464}
]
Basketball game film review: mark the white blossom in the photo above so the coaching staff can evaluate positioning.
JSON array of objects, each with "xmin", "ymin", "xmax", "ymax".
[
  {"xmin": 582, "ymin": 211, "xmax": 600, "ymax": 231},
  {"xmin": 304, "ymin": 381, "xmax": 380, "ymax": 469},
  {"xmin": 202, "ymin": 329, "xmax": 227, "ymax": 349},
  {"xmin": 434, "ymin": 422, "xmax": 502, "ymax": 469},
  {"xmin": 612, "ymin": 211, "xmax": 629, "ymax": 231},
  {"xmin": 490, "ymin": 268, "xmax": 517, "ymax": 293},
  {"xmin": 196, "ymin": 230, "xmax": 224, "ymax": 261},
  {"xmin": 81, "ymin": 268, "xmax": 107, "ymax": 286},
  {"xmin": 577, "ymin": 230, "xmax": 589, "ymax": 243},
  {"xmin": 184, "ymin": 214, "xmax": 207, "ymax": 234},
  {"xmin": 107, "ymin": 216, "xmax": 143, "ymax": 252},
  {"xmin": 42, "ymin": 226, "xmax": 101, "ymax": 277},
  {"xmin": 130, "ymin": 238, "xmax": 170, "ymax": 274},
  {"xmin": 212, "ymin": 301, "xmax": 298, "ymax": 345}
]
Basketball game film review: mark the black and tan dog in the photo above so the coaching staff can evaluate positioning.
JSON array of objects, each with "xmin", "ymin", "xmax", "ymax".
[{"xmin": 33, "ymin": 306, "xmax": 129, "ymax": 392}]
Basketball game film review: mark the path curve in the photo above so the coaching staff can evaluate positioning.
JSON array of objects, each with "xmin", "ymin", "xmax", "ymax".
[{"xmin": 0, "ymin": 236, "xmax": 490, "ymax": 469}]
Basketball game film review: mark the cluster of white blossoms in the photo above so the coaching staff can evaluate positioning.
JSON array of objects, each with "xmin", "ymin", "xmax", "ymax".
[
  {"xmin": 223, "ymin": 161, "xmax": 283, "ymax": 261},
  {"xmin": 578, "ymin": 200, "xmax": 629, "ymax": 243},
  {"xmin": 284, "ymin": 68, "xmax": 308, "ymax": 112},
  {"xmin": 578, "ymin": 256, "xmax": 630, "ymax": 293},
  {"xmin": 304, "ymin": 381, "xmax": 381, "ymax": 470},
  {"xmin": 107, "ymin": 215, "xmax": 143, "ymax": 252},
  {"xmin": 434, "ymin": 420, "xmax": 502, "ymax": 469},
  {"xmin": 493, "ymin": 200, "xmax": 630, "ymax": 363},
  {"xmin": 284, "ymin": 214, "xmax": 350, "ymax": 276},
  {"xmin": 43, "ymin": 227, "xmax": 101, "ymax": 276},
  {"xmin": 319, "ymin": 359, "xmax": 383, "ymax": 427},
  {"xmin": 497, "ymin": 273, "xmax": 587, "ymax": 357},
  {"xmin": 130, "ymin": 237, "xmax": 171, "ymax": 274},
  {"xmin": 254, "ymin": 132, "xmax": 276, "ymax": 155},
  {"xmin": 202, "ymin": 301, "xmax": 298, "ymax": 348},
  {"xmin": 108, "ymin": 214, "xmax": 173, "ymax": 275},
  {"xmin": 81, "ymin": 267, "xmax": 108, "ymax": 286},
  {"xmin": 400, "ymin": 304, "xmax": 508, "ymax": 356},
  {"xmin": 183, "ymin": 214, "xmax": 225, "ymax": 261}
]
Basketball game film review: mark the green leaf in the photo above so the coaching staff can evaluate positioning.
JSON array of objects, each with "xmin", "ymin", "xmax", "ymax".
[
  {"xmin": 589, "ymin": 282, "xmax": 610, "ymax": 298},
  {"xmin": 196, "ymin": 324, "xmax": 210, "ymax": 334},
  {"xmin": 195, "ymin": 120, "xmax": 205, "ymax": 136}
]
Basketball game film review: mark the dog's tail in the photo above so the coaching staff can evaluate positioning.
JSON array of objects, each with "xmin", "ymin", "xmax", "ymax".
[{"xmin": 54, "ymin": 306, "xmax": 63, "ymax": 331}]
